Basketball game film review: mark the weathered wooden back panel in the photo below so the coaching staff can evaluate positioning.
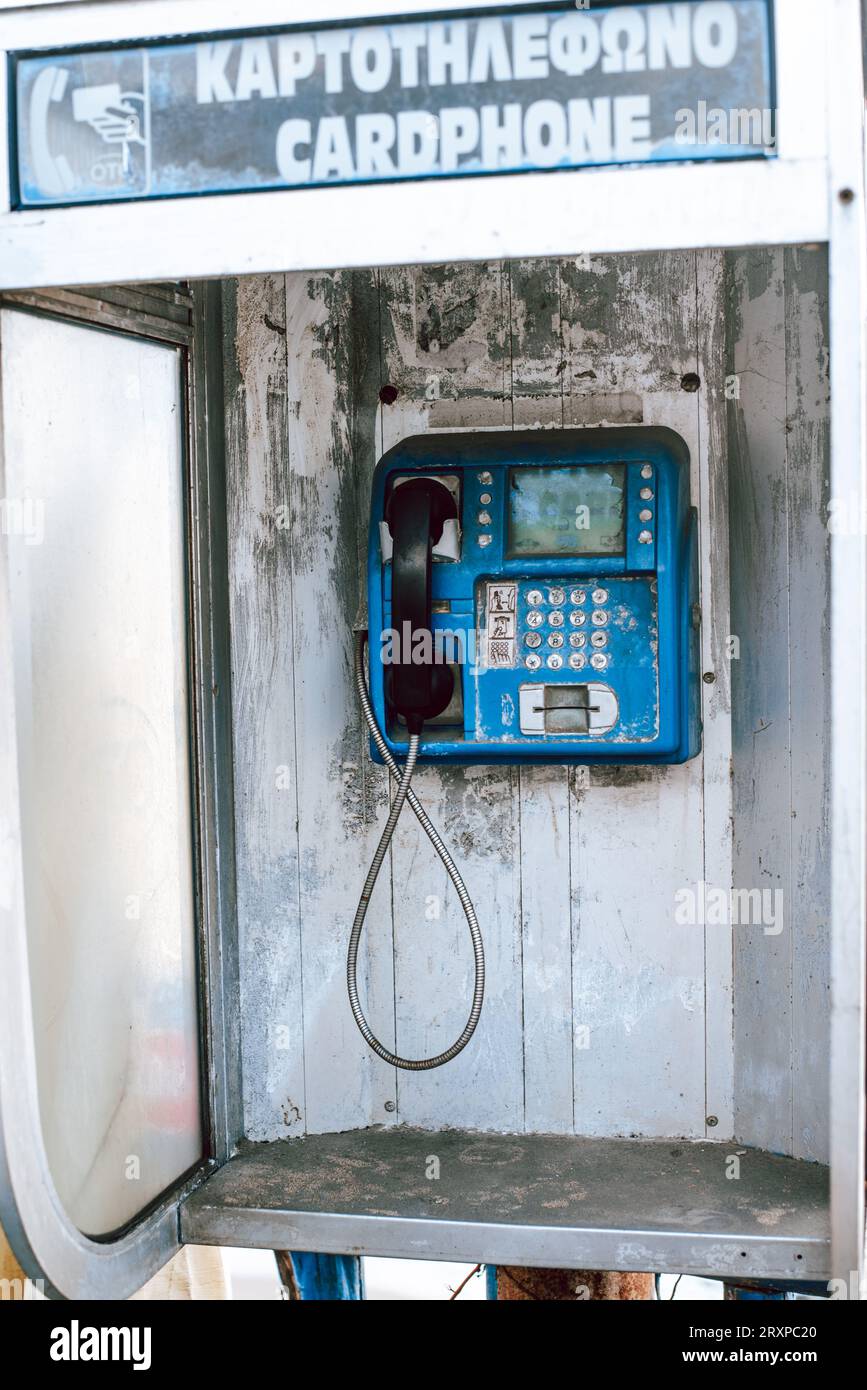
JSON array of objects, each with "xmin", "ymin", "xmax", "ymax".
[{"xmin": 224, "ymin": 252, "xmax": 829, "ymax": 1156}]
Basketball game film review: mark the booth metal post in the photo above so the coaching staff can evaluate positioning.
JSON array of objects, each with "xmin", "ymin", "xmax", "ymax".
[{"xmin": 827, "ymin": 0, "xmax": 867, "ymax": 1295}]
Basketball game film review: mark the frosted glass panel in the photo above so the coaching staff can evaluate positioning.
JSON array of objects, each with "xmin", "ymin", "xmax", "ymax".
[{"xmin": 1, "ymin": 309, "xmax": 202, "ymax": 1235}]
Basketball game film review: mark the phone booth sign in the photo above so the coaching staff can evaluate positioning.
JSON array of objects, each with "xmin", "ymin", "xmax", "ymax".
[
  {"xmin": 12, "ymin": 5, "xmax": 774, "ymax": 205},
  {"xmin": 0, "ymin": 0, "xmax": 865, "ymax": 1302}
]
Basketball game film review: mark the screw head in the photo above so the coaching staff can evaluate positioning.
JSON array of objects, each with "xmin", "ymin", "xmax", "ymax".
[
  {"xmin": 839, "ymin": 187, "xmax": 856, "ymax": 205},
  {"xmin": 681, "ymin": 372, "xmax": 701, "ymax": 393},
  {"xmin": 702, "ymin": 671, "xmax": 716, "ymax": 684},
  {"xmin": 706, "ymin": 1114, "xmax": 719, "ymax": 1127},
  {"xmin": 384, "ymin": 1100, "xmax": 396, "ymax": 1113},
  {"xmin": 379, "ymin": 384, "xmax": 399, "ymax": 405}
]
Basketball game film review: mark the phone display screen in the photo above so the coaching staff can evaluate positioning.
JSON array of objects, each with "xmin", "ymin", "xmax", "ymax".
[{"xmin": 507, "ymin": 464, "xmax": 626, "ymax": 556}]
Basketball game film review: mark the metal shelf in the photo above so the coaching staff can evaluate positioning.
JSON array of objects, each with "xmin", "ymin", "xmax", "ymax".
[{"xmin": 181, "ymin": 1127, "xmax": 829, "ymax": 1282}]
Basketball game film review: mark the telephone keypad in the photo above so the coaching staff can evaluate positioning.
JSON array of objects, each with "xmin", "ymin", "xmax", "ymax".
[
  {"xmin": 510, "ymin": 576, "xmax": 656, "ymax": 687},
  {"xmin": 481, "ymin": 576, "xmax": 658, "ymax": 738}
]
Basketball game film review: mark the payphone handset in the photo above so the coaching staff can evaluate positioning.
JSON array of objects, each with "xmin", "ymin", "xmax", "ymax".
[{"xmin": 350, "ymin": 429, "xmax": 700, "ymax": 1070}]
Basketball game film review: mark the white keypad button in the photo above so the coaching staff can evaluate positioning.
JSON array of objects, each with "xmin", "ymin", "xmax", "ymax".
[
  {"xmin": 569, "ymin": 632, "xmax": 586, "ymax": 649},
  {"xmin": 570, "ymin": 588, "xmax": 586, "ymax": 605},
  {"xmin": 640, "ymin": 487, "xmax": 654, "ymax": 501},
  {"xmin": 591, "ymin": 631, "xmax": 607, "ymax": 648},
  {"xmin": 478, "ymin": 510, "xmax": 492, "ymax": 526},
  {"xmin": 478, "ymin": 534, "xmax": 493, "ymax": 547},
  {"xmin": 548, "ymin": 587, "xmax": 566, "ymax": 606},
  {"xmin": 527, "ymin": 611, "xmax": 544, "ymax": 628},
  {"xmin": 641, "ymin": 464, "xmax": 653, "ymax": 479},
  {"xmin": 478, "ymin": 471, "xmax": 493, "ymax": 485},
  {"xmin": 569, "ymin": 610, "xmax": 586, "ymax": 627},
  {"xmin": 548, "ymin": 632, "xmax": 564, "ymax": 648},
  {"xmin": 526, "ymin": 589, "xmax": 544, "ymax": 606},
  {"xmin": 639, "ymin": 508, "xmax": 653, "ymax": 522},
  {"xmin": 638, "ymin": 530, "xmax": 653, "ymax": 545},
  {"xmin": 525, "ymin": 632, "xmax": 542, "ymax": 648},
  {"xmin": 591, "ymin": 588, "xmax": 608, "ymax": 605},
  {"xmin": 479, "ymin": 492, "xmax": 492, "ymax": 505},
  {"xmin": 547, "ymin": 654, "xmax": 563, "ymax": 670},
  {"xmin": 591, "ymin": 609, "xmax": 608, "ymax": 626},
  {"xmin": 526, "ymin": 653, "xmax": 542, "ymax": 670},
  {"xmin": 590, "ymin": 652, "xmax": 608, "ymax": 670},
  {"xmin": 569, "ymin": 652, "xmax": 586, "ymax": 670},
  {"xmin": 548, "ymin": 610, "xmax": 564, "ymax": 627}
]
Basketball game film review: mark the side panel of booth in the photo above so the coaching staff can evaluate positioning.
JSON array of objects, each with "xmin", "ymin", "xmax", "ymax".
[{"xmin": 727, "ymin": 247, "xmax": 832, "ymax": 1164}]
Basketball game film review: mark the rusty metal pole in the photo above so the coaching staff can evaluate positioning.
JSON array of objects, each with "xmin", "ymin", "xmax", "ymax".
[{"xmin": 496, "ymin": 1267, "xmax": 654, "ymax": 1300}]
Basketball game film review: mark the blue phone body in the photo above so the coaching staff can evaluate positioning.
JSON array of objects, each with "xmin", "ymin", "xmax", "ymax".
[{"xmin": 367, "ymin": 428, "xmax": 701, "ymax": 765}]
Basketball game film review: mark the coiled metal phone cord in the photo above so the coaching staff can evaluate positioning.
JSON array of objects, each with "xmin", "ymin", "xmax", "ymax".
[{"xmin": 347, "ymin": 632, "xmax": 485, "ymax": 1070}]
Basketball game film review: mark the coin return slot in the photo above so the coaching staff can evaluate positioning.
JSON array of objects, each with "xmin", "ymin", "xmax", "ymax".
[{"xmin": 519, "ymin": 682, "xmax": 618, "ymax": 736}]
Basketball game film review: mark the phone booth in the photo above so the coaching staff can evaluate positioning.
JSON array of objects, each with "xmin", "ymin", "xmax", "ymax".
[{"xmin": 0, "ymin": 0, "xmax": 865, "ymax": 1300}]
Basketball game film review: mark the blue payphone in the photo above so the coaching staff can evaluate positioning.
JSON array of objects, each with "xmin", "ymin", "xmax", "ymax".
[{"xmin": 349, "ymin": 429, "xmax": 700, "ymax": 1069}]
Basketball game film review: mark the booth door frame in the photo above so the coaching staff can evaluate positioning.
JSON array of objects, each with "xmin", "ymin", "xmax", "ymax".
[{"xmin": 0, "ymin": 281, "xmax": 239, "ymax": 1299}]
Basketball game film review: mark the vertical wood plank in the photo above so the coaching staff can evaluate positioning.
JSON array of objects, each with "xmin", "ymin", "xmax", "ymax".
[
  {"xmin": 508, "ymin": 258, "xmax": 574, "ymax": 1134},
  {"xmin": 509, "ymin": 259, "xmax": 564, "ymax": 431},
  {"xmin": 285, "ymin": 269, "xmax": 395, "ymax": 1135},
  {"xmin": 785, "ymin": 246, "xmax": 831, "ymax": 1163},
  {"xmin": 696, "ymin": 249, "xmax": 735, "ymax": 1138},
  {"xmin": 224, "ymin": 275, "xmax": 307, "ymax": 1141},
  {"xmin": 728, "ymin": 249, "xmax": 793, "ymax": 1154}
]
